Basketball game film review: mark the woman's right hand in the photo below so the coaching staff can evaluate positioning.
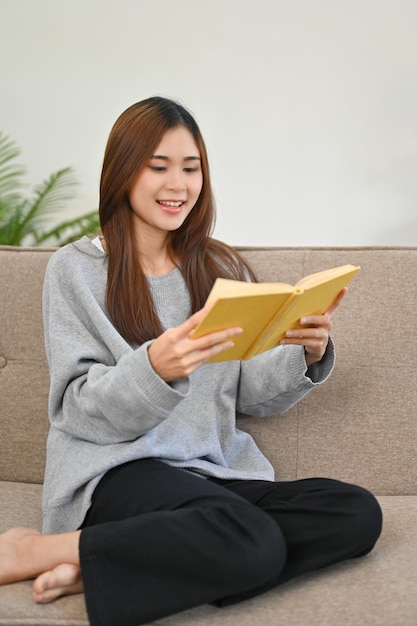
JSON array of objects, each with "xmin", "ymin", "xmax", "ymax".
[{"xmin": 147, "ymin": 307, "xmax": 243, "ymax": 382}]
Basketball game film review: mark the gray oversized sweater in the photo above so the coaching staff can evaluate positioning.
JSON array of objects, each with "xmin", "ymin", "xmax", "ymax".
[{"xmin": 41, "ymin": 236, "xmax": 335, "ymax": 533}]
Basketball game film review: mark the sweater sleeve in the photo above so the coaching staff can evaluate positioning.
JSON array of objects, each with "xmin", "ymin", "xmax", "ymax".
[
  {"xmin": 43, "ymin": 248, "xmax": 188, "ymax": 445},
  {"xmin": 236, "ymin": 340, "xmax": 335, "ymax": 417}
]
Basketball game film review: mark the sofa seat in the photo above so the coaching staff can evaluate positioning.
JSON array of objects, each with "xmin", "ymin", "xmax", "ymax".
[{"xmin": 0, "ymin": 491, "xmax": 416, "ymax": 626}]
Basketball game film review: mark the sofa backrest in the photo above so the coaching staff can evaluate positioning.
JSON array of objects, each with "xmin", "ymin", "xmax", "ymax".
[
  {"xmin": 1, "ymin": 246, "xmax": 54, "ymax": 484},
  {"xmin": 1, "ymin": 245, "xmax": 416, "ymax": 495},
  {"xmin": 237, "ymin": 246, "xmax": 417, "ymax": 496}
]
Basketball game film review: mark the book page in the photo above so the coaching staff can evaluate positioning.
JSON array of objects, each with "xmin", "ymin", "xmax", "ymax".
[
  {"xmin": 205, "ymin": 278, "xmax": 295, "ymax": 306},
  {"xmin": 295, "ymin": 264, "xmax": 360, "ymax": 290}
]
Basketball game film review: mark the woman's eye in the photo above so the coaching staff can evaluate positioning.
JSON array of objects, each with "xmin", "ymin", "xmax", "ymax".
[{"xmin": 148, "ymin": 164, "xmax": 200, "ymax": 173}]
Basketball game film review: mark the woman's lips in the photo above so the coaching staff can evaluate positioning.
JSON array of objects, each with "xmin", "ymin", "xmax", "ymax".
[{"xmin": 157, "ymin": 200, "xmax": 185, "ymax": 214}]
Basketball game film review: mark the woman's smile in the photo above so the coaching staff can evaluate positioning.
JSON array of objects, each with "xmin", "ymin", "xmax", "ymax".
[{"xmin": 156, "ymin": 199, "xmax": 186, "ymax": 214}]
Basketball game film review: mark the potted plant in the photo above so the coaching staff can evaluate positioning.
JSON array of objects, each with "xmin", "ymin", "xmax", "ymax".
[{"xmin": 0, "ymin": 131, "xmax": 100, "ymax": 246}]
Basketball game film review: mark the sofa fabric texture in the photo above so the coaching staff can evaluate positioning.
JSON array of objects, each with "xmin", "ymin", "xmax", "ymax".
[{"xmin": 0, "ymin": 244, "xmax": 416, "ymax": 625}]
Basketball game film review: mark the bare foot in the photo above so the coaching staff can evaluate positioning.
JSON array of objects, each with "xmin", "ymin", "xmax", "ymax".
[
  {"xmin": 0, "ymin": 527, "xmax": 41, "ymax": 584},
  {"xmin": 33, "ymin": 563, "xmax": 83, "ymax": 603}
]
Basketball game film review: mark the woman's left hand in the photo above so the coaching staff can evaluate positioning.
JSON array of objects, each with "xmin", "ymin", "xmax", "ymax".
[{"xmin": 280, "ymin": 288, "xmax": 347, "ymax": 367}]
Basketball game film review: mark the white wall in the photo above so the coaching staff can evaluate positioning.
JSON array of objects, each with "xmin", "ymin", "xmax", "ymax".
[{"xmin": 1, "ymin": 0, "xmax": 417, "ymax": 246}]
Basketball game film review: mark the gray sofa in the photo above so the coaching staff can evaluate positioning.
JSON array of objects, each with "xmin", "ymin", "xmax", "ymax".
[{"xmin": 0, "ymin": 244, "xmax": 416, "ymax": 626}]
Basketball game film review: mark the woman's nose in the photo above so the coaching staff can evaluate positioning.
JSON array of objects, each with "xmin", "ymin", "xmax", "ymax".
[{"xmin": 166, "ymin": 169, "xmax": 186, "ymax": 191}]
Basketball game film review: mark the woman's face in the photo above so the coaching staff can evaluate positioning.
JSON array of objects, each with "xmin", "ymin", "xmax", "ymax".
[{"xmin": 129, "ymin": 126, "xmax": 203, "ymax": 244}]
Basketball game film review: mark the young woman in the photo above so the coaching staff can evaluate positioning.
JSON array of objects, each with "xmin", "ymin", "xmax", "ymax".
[{"xmin": 0, "ymin": 97, "xmax": 382, "ymax": 626}]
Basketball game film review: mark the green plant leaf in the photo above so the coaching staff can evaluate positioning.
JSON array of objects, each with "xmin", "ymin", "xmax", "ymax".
[
  {"xmin": 0, "ymin": 131, "xmax": 100, "ymax": 247},
  {"xmin": 0, "ymin": 133, "xmax": 26, "ymax": 191},
  {"xmin": 12, "ymin": 167, "xmax": 78, "ymax": 243},
  {"xmin": 35, "ymin": 209, "xmax": 100, "ymax": 246},
  {"xmin": 0, "ymin": 133, "xmax": 27, "ymax": 224},
  {"xmin": 0, "ymin": 198, "xmax": 27, "ymax": 243}
]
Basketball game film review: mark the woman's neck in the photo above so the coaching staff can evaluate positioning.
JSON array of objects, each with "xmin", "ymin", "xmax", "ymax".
[
  {"xmin": 134, "ymin": 230, "xmax": 179, "ymax": 277},
  {"xmin": 101, "ymin": 236, "xmax": 178, "ymax": 277},
  {"xmin": 139, "ymin": 252, "xmax": 178, "ymax": 277}
]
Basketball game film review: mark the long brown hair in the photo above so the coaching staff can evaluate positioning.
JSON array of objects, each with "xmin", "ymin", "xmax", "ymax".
[{"xmin": 99, "ymin": 96, "xmax": 256, "ymax": 344}]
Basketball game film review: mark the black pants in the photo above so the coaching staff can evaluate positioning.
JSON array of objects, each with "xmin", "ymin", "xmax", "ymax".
[{"xmin": 79, "ymin": 459, "xmax": 382, "ymax": 626}]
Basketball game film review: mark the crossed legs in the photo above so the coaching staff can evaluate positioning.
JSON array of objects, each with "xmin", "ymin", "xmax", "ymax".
[{"xmin": 0, "ymin": 460, "xmax": 382, "ymax": 625}]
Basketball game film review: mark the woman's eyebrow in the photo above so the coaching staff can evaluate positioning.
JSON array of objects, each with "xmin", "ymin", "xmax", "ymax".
[{"xmin": 151, "ymin": 154, "xmax": 201, "ymax": 161}]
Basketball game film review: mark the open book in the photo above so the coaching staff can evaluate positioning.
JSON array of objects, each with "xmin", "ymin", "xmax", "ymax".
[{"xmin": 191, "ymin": 264, "xmax": 360, "ymax": 362}]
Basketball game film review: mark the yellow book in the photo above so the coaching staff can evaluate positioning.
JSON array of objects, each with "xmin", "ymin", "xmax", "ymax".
[{"xmin": 191, "ymin": 264, "xmax": 360, "ymax": 362}]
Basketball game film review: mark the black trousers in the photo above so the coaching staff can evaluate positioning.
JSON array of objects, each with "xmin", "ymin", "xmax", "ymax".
[{"xmin": 79, "ymin": 459, "xmax": 382, "ymax": 626}]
